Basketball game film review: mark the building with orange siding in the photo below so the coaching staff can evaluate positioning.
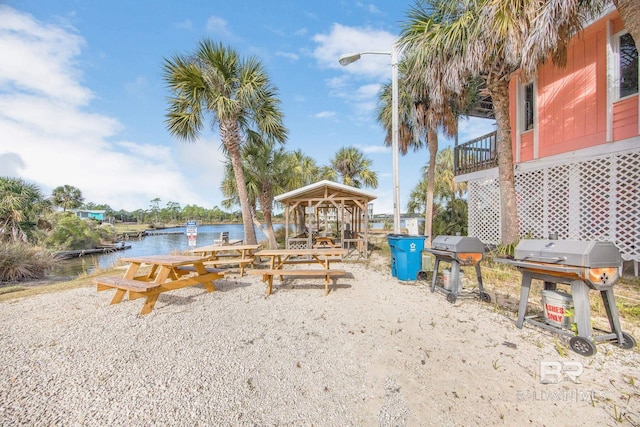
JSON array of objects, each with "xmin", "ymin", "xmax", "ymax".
[{"xmin": 455, "ymin": 6, "xmax": 639, "ymax": 274}]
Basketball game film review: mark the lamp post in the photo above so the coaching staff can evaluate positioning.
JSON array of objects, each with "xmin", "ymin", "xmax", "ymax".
[{"xmin": 338, "ymin": 45, "xmax": 401, "ymax": 234}]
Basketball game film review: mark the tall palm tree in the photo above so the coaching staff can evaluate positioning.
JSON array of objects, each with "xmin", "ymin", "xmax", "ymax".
[
  {"xmin": 163, "ymin": 39, "xmax": 287, "ymax": 245},
  {"xmin": 221, "ymin": 136, "xmax": 289, "ymax": 249},
  {"xmin": 330, "ymin": 147, "xmax": 378, "ymax": 189},
  {"xmin": 51, "ymin": 185, "xmax": 84, "ymax": 212},
  {"xmin": 400, "ymin": 0, "xmax": 631, "ymax": 245},
  {"xmin": 245, "ymin": 139, "xmax": 290, "ymax": 248},
  {"xmin": 377, "ymin": 57, "xmax": 476, "ymax": 246},
  {"xmin": 400, "ymin": 0, "xmax": 533, "ymax": 245}
]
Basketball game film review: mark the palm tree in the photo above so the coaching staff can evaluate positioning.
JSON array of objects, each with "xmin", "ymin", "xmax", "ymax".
[
  {"xmin": 407, "ymin": 147, "xmax": 468, "ymax": 236},
  {"xmin": 164, "ymin": 39, "xmax": 287, "ymax": 245},
  {"xmin": 51, "ymin": 185, "xmax": 83, "ymax": 212},
  {"xmin": 377, "ymin": 57, "xmax": 476, "ymax": 246},
  {"xmin": 401, "ymin": 0, "xmax": 546, "ymax": 245},
  {"xmin": 521, "ymin": 1, "xmax": 637, "ymax": 75},
  {"xmin": 221, "ymin": 137, "xmax": 289, "ymax": 249},
  {"xmin": 0, "ymin": 177, "xmax": 52, "ymax": 242},
  {"xmin": 401, "ymin": 0, "xmax": 631, "ymax": 245},
  {"xmin": 330, "ymin": 147, "xmax": 378, "ymax": 189}
]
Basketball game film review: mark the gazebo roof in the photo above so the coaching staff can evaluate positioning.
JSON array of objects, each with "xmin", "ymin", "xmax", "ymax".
[{"xmin": 275, "ymin": 180, "xmax": 377, "ymax": 205}]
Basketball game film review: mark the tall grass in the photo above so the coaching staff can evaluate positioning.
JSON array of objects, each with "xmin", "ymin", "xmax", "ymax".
[{"xmin": 0, "ymin": 242, "xmax": 56, "ymax": 282}]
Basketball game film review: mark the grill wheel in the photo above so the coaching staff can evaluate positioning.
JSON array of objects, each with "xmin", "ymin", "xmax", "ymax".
[
  {"xmin": 569, "ymin": 336, "xmax": 597, "ymax": 356},
  {"xmin": 612, "ymin": 332, "xmax": 637, "ymax": 350}
]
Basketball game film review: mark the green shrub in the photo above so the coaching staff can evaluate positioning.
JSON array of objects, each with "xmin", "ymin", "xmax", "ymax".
[
  {"xmin": 96, "ymin": 222, "xmax": 116, "ymax": 242},
  {"xmin": 0, "ymin": 242, "xmax": 55, "ymax": 282},
  {"xmin": 44, "ymin": 212, "xmax": 101, "ymax": 250}
]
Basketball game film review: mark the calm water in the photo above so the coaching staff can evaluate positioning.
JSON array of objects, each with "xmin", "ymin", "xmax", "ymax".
[
  {"xmin": 49, "ymin": 221, "xmax": 396, "ymax": 279},
  {"xmin": 49, "ymin": 224, "xmax": 280, "ymax": 279}
]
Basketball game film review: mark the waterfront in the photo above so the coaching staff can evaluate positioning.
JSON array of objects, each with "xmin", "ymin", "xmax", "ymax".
[
  {"xmin": 49, "ymin": 224, "xmax": 277, "ymax": 279},
  {"xmin": 49, "ymin": 221, "xmax": 398, "ymax": 279}
]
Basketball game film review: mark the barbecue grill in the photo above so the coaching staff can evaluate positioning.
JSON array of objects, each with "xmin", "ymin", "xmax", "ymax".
[
  {"xmin": 498, "ymin": 239, "xmax": 636, "ymax": 356},
  {"xmin": 421, "ymin": 235, "xmax": 491, "ymax": 304}
]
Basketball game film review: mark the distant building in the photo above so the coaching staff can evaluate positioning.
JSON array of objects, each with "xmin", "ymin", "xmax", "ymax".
[{"xmin": 71, "ymin": 209, "xmax": 106, "ymax": 221}]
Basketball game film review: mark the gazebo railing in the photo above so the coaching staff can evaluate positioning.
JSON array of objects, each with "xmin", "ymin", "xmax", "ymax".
[{"xmin": 286, "ymin": 237, "xmax": 310, "ymax": 250}]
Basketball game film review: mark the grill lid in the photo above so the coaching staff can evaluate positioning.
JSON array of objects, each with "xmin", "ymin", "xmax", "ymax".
[
  {"xmin": 514, "ymin": 239, "xmax": 621, "ymax": 268},
  {"xmin": 431, "ymin": 235, "xmax": 485, "ymax": 254}
]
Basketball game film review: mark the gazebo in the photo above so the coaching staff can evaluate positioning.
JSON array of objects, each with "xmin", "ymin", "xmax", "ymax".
[{"xmin": 275, "ymin": 180, "xmax": 377, "ymax": 259}]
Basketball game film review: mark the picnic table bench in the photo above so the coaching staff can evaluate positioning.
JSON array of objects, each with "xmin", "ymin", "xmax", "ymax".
[
  {"xmin": 250, "ymin": 248, "xmax": 348, "ymax": 296},
  {"xmin": 191, "ymin": 244, "xmax": 261, "ymax": 276},
  {"xmin": 95, "ymin": 255, "xmax": 225, "ymax": 315},
  {"xmin": 248, "ymin": 268, "xmax": 346, "ymax": 296}
]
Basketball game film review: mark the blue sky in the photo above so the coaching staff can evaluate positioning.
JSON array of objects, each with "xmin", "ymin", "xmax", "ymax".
[{"xmin": 0, "ymin": 1, "xmax": 494, "ymax": 215}]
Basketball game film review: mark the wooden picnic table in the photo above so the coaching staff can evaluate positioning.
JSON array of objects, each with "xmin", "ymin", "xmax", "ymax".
[
  {"xmin": 250, "ymin": 248, "xmax": 348, "ymax": 295},
  {"xmin": 95, "ymin": 254, "xmax": 225, "ymax": 315},
  {"xmin": 190, "ymin": 244, "xmax": 261, "ymax": 275},
  {"xmin": 314, "ymin": 236, "xmax": 338, "ymax": 249},
  {"xmin": 191, "ymin": 244, "xmax": 261, "ymax": 260}
]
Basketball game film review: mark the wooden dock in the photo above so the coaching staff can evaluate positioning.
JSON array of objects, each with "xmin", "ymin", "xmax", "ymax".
[{"xmin": 54, "ymin": 243, "xmax": 132, "ymax": 259}]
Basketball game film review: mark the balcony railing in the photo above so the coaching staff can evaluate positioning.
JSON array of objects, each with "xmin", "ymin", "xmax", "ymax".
[{"xmin": 454, "ymin": 131, "xmax": 498, "ymax": 175}]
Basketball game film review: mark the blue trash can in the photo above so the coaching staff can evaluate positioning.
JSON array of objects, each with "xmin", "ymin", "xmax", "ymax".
[{"xmin": 387, "ymin": 234, "xmax": 426, "ymax": 281}]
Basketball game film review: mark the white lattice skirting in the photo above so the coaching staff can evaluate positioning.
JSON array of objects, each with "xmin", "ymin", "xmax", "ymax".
[{"xmin": 467, "ymin": 147, "xmax": 640, "ymax": 271}]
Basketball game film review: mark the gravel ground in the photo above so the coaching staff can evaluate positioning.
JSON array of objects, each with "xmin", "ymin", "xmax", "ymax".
[{"xmin": 1, "ymin": 258, "xmax": 639, "ymax": 426}]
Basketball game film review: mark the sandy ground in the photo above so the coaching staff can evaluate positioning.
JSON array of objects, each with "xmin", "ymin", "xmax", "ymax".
[{"xmin": 1, "ymin": 254, "xmax": 639, "ymax": 426}]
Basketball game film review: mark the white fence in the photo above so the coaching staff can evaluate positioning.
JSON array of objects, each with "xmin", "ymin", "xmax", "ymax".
[{"xmin": 467, "ymin": 147, "xmax": 640, "ymax": 266}]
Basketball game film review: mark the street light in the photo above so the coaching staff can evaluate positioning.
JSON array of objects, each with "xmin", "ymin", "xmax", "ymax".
[{"xmin": 338, "ymin": 45, "xmax": 401, "ymax": 234}]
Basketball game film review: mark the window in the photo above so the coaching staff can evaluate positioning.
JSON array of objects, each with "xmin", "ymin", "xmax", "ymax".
[
  {"xmin": 618, "ymin": 32, "xmax": 638, "ymax": 99},
  {"xmin": 523, "ymin": 82, "xmax": 534, "ymax": 131}
]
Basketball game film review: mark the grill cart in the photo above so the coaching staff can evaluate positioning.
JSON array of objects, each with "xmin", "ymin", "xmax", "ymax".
[
  {"xmin": 421, "ymin": 235, "xmax": 491, "ymax": 304},
  {"xmin": 497, "ymin": 239, "xmax": 636, "ymax": 356}
]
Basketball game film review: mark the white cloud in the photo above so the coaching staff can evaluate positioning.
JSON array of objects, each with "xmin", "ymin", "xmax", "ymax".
[
  {"xmin": 312, "ymin": 23, "xmax": 395, "ymax": 79},
  {"xmin": 314, "ymin": 111, "xmax": 336, "ymax": 119},
  {"xmin": 174, "ymin": 19, "xmax": 193, "ymax": 31},
  {"xmin": 206, "ymin": 15, "xmax": 232, "ymax": 39},
  {"xmin": 356, "ymin": 2, "xmax": 382, "ymax": 15},
  {"xmin": 0, "ymin": 6, "xmax": 216, "ymax": 211},
  {"xmin": 354, "ymin": 83, "xmax": 383, "ymax": 100},
  {"xmin": 312, "ymin": 23, "xmax": 395, "ymax": 127},
  {"xmin": 361, "ymin": 144, "xmax": 389, "ymax": 154},
  {"xmin": 275, "ymin": 51, "xmax": 299, "ymax": 61},
  {"xmin": 0, "ymin": 5, "xmax": 91, "ymax": 105},
  {"xmin": 124, "ymin": 76, "xmax": 149, "ymax": 97}
]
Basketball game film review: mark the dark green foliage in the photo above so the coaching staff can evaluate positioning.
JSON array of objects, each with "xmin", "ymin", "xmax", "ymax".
[
  {"xmin": 431, "ymin": 198, "xmax": 468, "ymax": 236},
  {"xmin": 51, "ymin": 185, "xmax": 84, "ymax": 212},
  {"xmin": 0, "ymin": 177, "xmax": 52, "ymax": 243}
]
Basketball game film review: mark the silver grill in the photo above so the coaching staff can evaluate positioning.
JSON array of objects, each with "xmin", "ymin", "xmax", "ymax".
[
  {"xmin": 423, "ymin": 235, "xmax": 489, "ymax": 304},
  {"xmin": 508, "ymin": 239, "xmax": 620, "ymax": 290},
  {"xmin": 497, "ymin": 239, "xmax": 635, "ymax": 356}
]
